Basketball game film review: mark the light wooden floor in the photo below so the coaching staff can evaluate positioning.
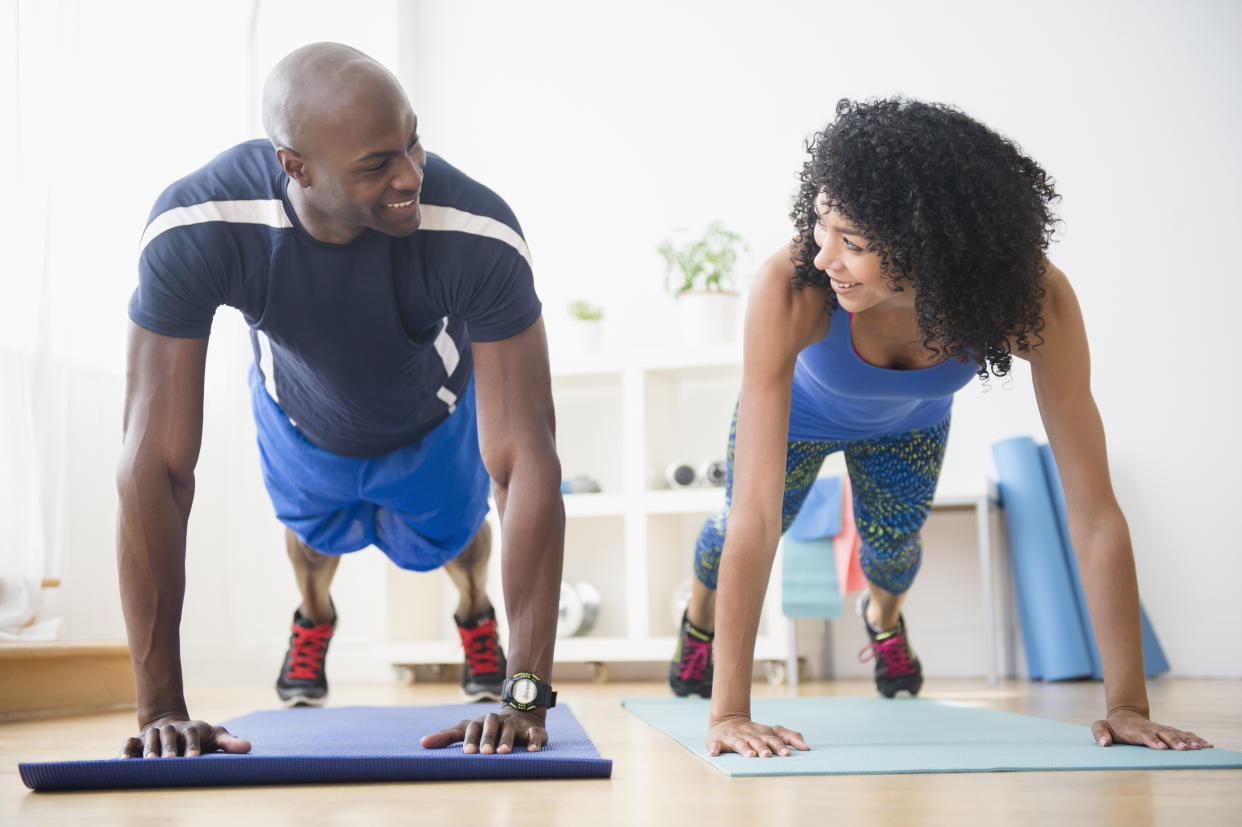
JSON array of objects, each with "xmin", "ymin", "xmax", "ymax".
[{"xmin": 3, "ymin": 677, "xmax": 1239, "ymax": 826}]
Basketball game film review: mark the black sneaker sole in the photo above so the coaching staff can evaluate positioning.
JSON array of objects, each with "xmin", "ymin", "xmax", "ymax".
[
  {"xmin": 668, "ymin": 668, "xmax": 712, "ymax": 698},
  {"xmin": 278, "ymin": 691, "xmax": 328, "ymax": 708},
  {"xmin": 877, "ymin": 673, "xmax": 923, "ymax": 698}
]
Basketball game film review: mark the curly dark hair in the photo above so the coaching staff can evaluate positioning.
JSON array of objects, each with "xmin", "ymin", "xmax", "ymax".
[{"xmin": 790, "ymin": 98, "xmax": 1059, "ymax": 378}]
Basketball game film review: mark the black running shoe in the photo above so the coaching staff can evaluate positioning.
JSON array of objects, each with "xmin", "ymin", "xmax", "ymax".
[
  {"xmin": 858, "ymin": 595, "xmax": 923, "ymax": 698},
  {"xmin": 276, "ymin": 606, "xmax": 336, "ymax": 707},
  {"xmin": 668, "ymin": 611, "xmax": 714, "ymax": 698},
  {"xmin": 456, "ymin": 606, "xmax": 506, "ymax": 702}
]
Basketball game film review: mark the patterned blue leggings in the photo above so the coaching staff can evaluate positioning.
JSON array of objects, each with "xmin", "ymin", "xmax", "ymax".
[{"xmin": 694, "ymin": 406, "xmax": 950, "ymax": 595}]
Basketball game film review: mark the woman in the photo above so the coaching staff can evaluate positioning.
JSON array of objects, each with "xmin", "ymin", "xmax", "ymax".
[{"xmin": 667, "ymin": 98, "xmax": 1212, "ymax": 758}]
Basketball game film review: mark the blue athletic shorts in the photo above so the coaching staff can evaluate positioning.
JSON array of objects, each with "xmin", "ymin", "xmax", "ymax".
[{"xmin": 248, "ymin": 365, "xmax": 491, "ymax": 571}]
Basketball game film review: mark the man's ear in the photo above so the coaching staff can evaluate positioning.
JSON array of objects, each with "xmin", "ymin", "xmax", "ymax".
[{"xmin": 276, "ymin": 147, "xmax": 310, "ymax": 188}]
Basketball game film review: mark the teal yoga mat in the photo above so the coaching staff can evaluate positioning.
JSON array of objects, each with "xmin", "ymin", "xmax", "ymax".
[{"xmin": 623, "ymin": 697, "xmax": 1241, "ymax": 776}]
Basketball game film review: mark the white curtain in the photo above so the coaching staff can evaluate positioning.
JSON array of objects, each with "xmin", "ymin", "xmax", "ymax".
[
  {"xmin": 1, "ymin": 0, "xmax": 75, "ymax": 639},
  {"xmin": 0, "ymin": 0, "xmax": 402, "ymax": 667},
  {"xmin": 0, "ymin": 0, "xmax": 262, "ymax": 639}
]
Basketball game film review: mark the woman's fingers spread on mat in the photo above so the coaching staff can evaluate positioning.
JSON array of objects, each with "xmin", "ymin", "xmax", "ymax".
[
  {"xmin": 1155, "ymin": 725, "xmax": 1211, "ymax": 750},
  {"xmin": 1095, "ymin": 711, "xmax": 1214, "ymax": 751},
  {"xmin": 1090, "ymin": 719, "xmax": 1114, "ymax": 746},
  {"xmin": 773, "ymin": 725, "xmax": 810, "ymax": 751},
  {"xmin": 707, "ymin": 719, "xmax": 801, "ymax": 758}
]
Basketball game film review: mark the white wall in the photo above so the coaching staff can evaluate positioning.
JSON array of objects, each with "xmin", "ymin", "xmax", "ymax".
[
  {"xmin": 397, "ymin": 0, "xmax": 1242, "ymax": 676},
  {"xmin": 22, "ymin": 0, "xmax": 1241, "ymax": 681}
]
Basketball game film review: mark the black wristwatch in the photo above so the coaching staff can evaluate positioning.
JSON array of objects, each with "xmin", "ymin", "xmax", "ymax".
[{"xmin": 501, "ymin": 672, "xmax": 557, "ymax": 711}]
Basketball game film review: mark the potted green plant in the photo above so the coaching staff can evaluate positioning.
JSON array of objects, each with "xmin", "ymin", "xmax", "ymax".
[
  {"xmin": 657, "ymin": 221, "xmax": 747, "ymax": 346},
  {"xmin": 565, "ymin": 299, "xmax": 605, "ymax": 353}
]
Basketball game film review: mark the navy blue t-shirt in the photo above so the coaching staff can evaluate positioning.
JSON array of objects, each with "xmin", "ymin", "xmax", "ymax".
[{"xmin": 130, "ymin": 140, "xmax": 541, "ymax": 458}]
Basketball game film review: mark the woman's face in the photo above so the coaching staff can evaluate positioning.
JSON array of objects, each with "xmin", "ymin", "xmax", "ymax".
[{"xmin": 811, "ymin": 196, "xmax": 910, "ymax": 312}]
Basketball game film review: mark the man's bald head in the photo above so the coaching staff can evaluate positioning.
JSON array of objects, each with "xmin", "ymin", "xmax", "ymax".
[{"xmin": 262, "ymin": 42, "xmax": 408, "ymax": 153}]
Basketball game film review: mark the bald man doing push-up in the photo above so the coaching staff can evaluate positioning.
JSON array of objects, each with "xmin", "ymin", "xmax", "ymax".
[{"xmin": 116, "ymin": 42, "xmax": 564, "ymax": 758}]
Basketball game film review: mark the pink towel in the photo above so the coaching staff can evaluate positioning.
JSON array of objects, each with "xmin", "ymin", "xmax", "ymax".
[{"xmin": 834, "ymin": 476, "xmax": 867, "ymax": 594}]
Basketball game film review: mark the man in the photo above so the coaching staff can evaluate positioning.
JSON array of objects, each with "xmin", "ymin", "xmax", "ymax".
[{"xmin": 116, "ymin": 42, "xmax": 564, "ymax": 758}]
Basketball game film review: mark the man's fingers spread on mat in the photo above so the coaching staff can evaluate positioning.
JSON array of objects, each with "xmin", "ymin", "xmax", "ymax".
[
  {"xmin": 160, "ymin": 724, "xmax": 181, "ymax": 756},
  {"xmin": 479, "ymin": 712, "xmax": 501, "ymax": 754},
  {"xmin": 495, "ymin": 722, "xmax": 517, "ymax": 754},
  {"xmin": 418, "ymin": 719, "xmax": 472, "ymax": 749},
  {"xmin": 463, "ymin": 719, "xmax": 484, "ymax": 754},
  {"xmin": 183, "ymin": 728, "xmax": 201, "ymax": 757},
  {"xmin": 211, "ymin": 726, "xmax": 252, "ymax": 754},
  {"xmin": 142, "ymin": 728, "xmax": 161, "ymax": 758},
  {"xmin": 119, "ymin": 736, "xmax": 142, "ymax": 759},
  {"xmin": 524, "ymin": 726, "xmax": 547, "ymax": 752}
]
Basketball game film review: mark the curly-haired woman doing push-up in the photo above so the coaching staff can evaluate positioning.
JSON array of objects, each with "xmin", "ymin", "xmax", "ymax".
[{"xmin": 667, "ymin": 97, "xmax": 1213, "ymax": 758}]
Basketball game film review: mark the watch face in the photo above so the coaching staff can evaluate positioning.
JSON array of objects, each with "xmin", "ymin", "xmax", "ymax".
[{"xmin": 513, "ymin": 677, "xmax": 538, "ymax": 705}]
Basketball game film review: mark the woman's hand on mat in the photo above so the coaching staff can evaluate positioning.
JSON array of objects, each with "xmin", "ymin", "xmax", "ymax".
[
  {"xmin": 706, "ymin": 714, "xmax": 809, "ymax": 758},
  {"xmin": 1091, "ymin": 708, "xmax": 1213, "ymax": 751},
  {"xmin": 118, "ymin": 713, "xmax": 253, "ymax": 759},
  {"xmin": 420, "ymin": 707, "xmax": 549, "ymax": 754}
]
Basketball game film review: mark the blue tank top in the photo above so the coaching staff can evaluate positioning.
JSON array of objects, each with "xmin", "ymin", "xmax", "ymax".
[{"xmin": 787, "ymin": 306, "xmax": 977, "ymax": 441}]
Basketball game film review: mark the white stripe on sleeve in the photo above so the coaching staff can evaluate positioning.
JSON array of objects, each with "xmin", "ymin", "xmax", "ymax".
[{"xmin": 139, "ymin": 199, "xmax": 292, "ymax": 254}]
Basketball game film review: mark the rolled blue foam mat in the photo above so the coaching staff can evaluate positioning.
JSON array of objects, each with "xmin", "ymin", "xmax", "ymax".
[
  {"xmin": 992, "ymin": 436, "xmax": 1094, "ymax": 680},
  {"xmin": 623, "ymin": 697, "xmax": 1242, "ymax": 776},
  {"xmin": 19, "ymin": 704, "xmax": 611, "ymax": 791},
  {"xmin": 1038, "ymin": 442, "xmax": 1168, "ymax": 678}
]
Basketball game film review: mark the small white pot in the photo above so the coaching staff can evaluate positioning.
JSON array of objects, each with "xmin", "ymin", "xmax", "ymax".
[{"xmin": 674, "ymin": 290, "xmax": 740, "ymax": 346}]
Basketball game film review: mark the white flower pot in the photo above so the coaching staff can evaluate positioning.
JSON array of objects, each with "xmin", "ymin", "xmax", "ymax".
[{"xmin": 674, "ymin": 290, "xmax": 740, "ymax": 346}]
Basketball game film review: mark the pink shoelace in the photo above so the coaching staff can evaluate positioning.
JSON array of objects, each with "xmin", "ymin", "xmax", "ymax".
[
  {"xmin": 677, "ymin": 635, "xmax": 712, "ymax": 681},
  {"xmin": 858, "ymin": 631, "xmax": 916, "ymax": 676}
]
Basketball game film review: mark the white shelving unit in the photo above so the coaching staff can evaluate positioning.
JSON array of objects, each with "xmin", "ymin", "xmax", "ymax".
[{"xmin": 384, "ymin": 342, "xmax": 790, "ymax": 678}]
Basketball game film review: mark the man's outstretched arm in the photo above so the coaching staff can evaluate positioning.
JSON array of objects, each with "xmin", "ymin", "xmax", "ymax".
[
  {"xmin": 421, "ymin": 317, "xmax": 564, "ymax": 754},
  {"xmin": 115, "ymin": 322, "xmax": 250, "ymax": 757}
]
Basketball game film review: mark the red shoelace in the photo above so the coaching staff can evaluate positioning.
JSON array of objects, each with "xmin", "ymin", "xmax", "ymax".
[
  {"xmin": 677, "ymin": 635, "xmax": 712, "ymax": 681},
  {"xmin": 458, "ymin": 617, "xmax": 502, "ymax": 674},
  {"xmin": 858, "ymin": 632, "xmax": 916, "ymax": 677},
  {"xmin": 285, "ymin": 621, "xmax": 333, "ymax": 680}
]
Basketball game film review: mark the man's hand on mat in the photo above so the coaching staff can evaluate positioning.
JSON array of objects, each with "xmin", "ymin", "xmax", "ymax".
[
  {"xmin": 706, "ymin": 714, "xmax": 809, "ymax": 758},
  {"xmin": 118, "ymin": 713, "xmax": 253, "ymax": 759},
  {"xmin": 1091, "ymin": 708, "xmax": 1213, "ymax": 751},
  {"xmin": 419, "ymin": 707, "xmax": 548, "ymax": 754}
]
